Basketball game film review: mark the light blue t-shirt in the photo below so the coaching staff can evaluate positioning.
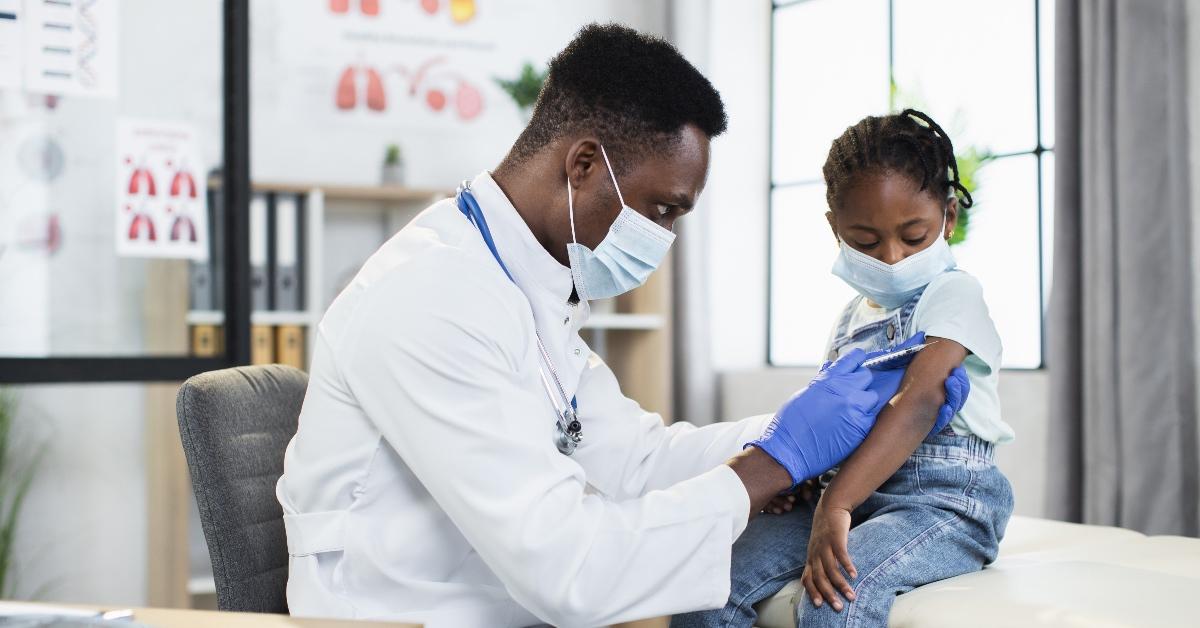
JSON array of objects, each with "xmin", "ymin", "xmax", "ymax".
[{"xmin": 828, "ymin": 270, "xmax": 1014, "ymax": 444}]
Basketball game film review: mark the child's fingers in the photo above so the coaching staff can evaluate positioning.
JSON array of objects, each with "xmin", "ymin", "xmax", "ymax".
[
  {"xmin": 833, "ymin": 535, "xmax": 858, "ymax": 581},
  {"xmin": 810, "ymin": 556, "xmax": 843, "ymax": 612},
  {"xmin": 801, "ymin": 569, "xmax": 822, "ymax": 608},
  {"xmin": 822, "ymin": 547, "xmax": 855, "ymax": 602}
]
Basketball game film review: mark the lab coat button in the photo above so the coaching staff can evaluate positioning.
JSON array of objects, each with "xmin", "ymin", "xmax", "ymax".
[
  {"xmin": 887, "ymin": 323, "xmax": 896, "ymax": 340},
  {"xmin": 574, "ymin": 348, "xmax": 581, "ymax": 356}
]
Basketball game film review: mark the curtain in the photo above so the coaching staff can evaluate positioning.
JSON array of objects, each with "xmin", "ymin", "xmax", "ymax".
[{"xmin": 1046, "ymin": 0, "xmax": 1199, "ymax": 535}]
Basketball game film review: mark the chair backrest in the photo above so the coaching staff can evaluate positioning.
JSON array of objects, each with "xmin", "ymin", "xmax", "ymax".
[{"xmin": 176, "ymin": 364, "xmax": 308, "ymax": 613}]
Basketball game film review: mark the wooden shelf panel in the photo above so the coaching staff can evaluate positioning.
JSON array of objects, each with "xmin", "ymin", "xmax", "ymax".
[
  {"xmin": 186, "ymin": 310, "xmax": 314, "ymax": 326},
  {"xmin": 207, "ymin": 177, "xmax": 452, "ymax": 203}
]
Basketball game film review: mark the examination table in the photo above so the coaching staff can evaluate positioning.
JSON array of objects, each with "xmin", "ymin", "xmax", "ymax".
[{"xmin": 751, "ymin": 516, "xmax": 1200, "ymax": 627}]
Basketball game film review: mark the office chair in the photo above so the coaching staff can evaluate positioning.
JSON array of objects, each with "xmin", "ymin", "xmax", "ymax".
[{"xmin": 176, "ymin": 364, "xmax": 308, "ymax": 613}]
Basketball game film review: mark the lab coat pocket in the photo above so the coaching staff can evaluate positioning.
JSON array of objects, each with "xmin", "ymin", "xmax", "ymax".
[{"xmin": 283, "ymin": 510, "xmax": 356, "ymax": 617}]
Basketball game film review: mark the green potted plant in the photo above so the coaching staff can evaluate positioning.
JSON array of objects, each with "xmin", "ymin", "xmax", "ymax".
[
  {"xmin": 495, "ymin": 62, "xmax": 548, "ymax": 122},
  {"xmin": 382, "ymin": 143, "xmax": 405, "ymax": 186},
  {"xmin": 0, "ymin": 389, "xmax": 41, "ymax": 598}
]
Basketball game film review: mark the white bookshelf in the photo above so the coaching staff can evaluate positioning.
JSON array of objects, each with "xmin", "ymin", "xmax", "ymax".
[{"xmin": 190, "ymin": 180, "xmax": 673, "ymax": 416}]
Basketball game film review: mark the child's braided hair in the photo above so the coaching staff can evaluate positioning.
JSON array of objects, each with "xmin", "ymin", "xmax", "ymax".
[{"xmin": 821, "ymin": 109, "xmax": 974, "ymax": 211}]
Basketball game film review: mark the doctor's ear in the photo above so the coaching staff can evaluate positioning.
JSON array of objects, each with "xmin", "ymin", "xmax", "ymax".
[
  {"xmin": 563, "ymin": 138, "xmax": 603, "ymax": 188},
  {"xmin": 825, "ymin": 211, "xmax": 841, "ymax": 244}
]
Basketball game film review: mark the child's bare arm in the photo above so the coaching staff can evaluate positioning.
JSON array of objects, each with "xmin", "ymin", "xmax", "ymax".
[
  {"xmin": 801, "ymin": 337, "xmax": 968, "ymax": 610},
  {"xmin": 821, "ymin": 337, "xmax": 967, "ymax": 511}
]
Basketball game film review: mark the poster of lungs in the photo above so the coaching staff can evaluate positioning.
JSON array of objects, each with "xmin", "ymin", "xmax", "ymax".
[
  {"xmin": 265, "ymin": 0, "xmax": 560, "ymax": 128},
  {"xmin": 114, "ymin": 119, "xmax": 209, "ymax": 260}
]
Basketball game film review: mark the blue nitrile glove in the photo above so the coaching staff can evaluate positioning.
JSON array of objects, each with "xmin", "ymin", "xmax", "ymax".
[
  {"xmin": 747, "ymin": 348, "xmax": 879, "ymax": 486},
  {"xmin": 861, "ymin": 332, "xmax": 972, "ymax": 436}
]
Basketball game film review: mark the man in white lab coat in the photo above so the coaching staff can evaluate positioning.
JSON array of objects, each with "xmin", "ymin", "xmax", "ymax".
[{"xmin": 276, "ymin": 24, "xmax": 967, "ymax": 627}]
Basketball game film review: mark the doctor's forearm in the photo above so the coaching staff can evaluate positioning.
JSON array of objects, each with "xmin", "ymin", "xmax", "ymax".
[{"xmin": 727, "ymin": 447, "xmax": 792, "ymax": 517}]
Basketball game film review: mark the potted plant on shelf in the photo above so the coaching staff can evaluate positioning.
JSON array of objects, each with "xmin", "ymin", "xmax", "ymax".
[
  {"xmin": 382, "ymin": 143, "xmax": 405, "ymax": 186},
  {"xmin": 495, "ymin": 62, "xmax": 548, "ymax": 122}
]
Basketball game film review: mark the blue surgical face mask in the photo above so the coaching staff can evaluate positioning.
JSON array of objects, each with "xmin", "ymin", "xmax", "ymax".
[
  {"xmin": 830, "ymin": 212, "xmax": 956, "ymax": 309},
  {"xmin": 566, "ymin": 145, "xmax": 676, "ymax": 301}
]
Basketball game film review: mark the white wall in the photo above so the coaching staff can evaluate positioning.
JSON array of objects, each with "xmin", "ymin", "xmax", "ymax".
[
  {"xmin": 9, "ymin": 384, "xmax": 148, "ymax": 604},
  {"xmin": 701, "ymin": 0, "xmax": 772, "ymax": 370}
]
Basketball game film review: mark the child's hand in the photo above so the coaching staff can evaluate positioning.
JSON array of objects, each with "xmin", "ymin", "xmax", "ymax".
[
  {"xmin": 764, "ymin": 479, "xmax": 817, "ymax": 514},
  {"xmin": 802, "ymin": 501, "xmax": 856, "ymax": 611}
]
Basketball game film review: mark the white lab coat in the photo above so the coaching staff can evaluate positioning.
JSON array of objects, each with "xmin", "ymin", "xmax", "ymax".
[{"xmin": 277, "ymin": 172, "xmax": 773, "ymax": 628}]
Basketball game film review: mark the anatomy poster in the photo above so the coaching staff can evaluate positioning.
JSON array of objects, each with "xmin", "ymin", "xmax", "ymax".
[
  {"xmin": 115, "ymin": 119, "xmax": 209, "ymax": 260},
  {"xmin": 22, "ymin": 0, "xmax": 118, "ymax": 98},
  {"xmin": 266, "ymin": 0, "xmax": 499, "ymax": 127}
]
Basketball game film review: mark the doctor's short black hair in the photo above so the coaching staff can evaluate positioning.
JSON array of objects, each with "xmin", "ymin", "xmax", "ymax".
[{"xmin": 503, "ymin": 23, "xmax": 727, "ymax": 171}]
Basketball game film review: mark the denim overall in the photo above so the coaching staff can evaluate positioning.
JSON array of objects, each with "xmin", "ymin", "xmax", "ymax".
[{"xmin": 672, "ymin": 289, "xmax": 1014, "ymax": 628}]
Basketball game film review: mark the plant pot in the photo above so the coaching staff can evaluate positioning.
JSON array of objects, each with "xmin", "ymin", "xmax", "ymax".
[{"xmin": 381, "ymin": 162, "xmax": 405, "ymax": 186}]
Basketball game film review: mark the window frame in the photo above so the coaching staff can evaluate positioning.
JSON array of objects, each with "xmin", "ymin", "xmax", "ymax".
[
  {"xmin": 0, "ymin": 0, "xmax": 253, "ymax": 383},
  {"xmin": 767, "ymin": 0, "xmax": 1052, "ymax": 369}
]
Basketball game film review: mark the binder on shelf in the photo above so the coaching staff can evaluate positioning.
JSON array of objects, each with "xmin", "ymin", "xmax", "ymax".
[
  {"xmin": 250, "ymin": 324, "xmax": 275, "ymax": 365},
  {"xmin": 250, "ymin": 193, "xmax": 271, "ymax": 312},
  {"xmin": 187, "ymin": 188, "xmax": 220, "ymax": 311},
  {"xmin": 273, "ymin": 194, "xmax": 303, "ymax": 311},
  {"xmin": 211, "ymin": 182, "xmax": 226, "ymax": 312},
  {"xmin": 275, "ymin": 325, "xmax": 306, "ymax": 370},
  {"xmin": 190, "ymin": 325, "xmax": 223, "ymax": 357}
]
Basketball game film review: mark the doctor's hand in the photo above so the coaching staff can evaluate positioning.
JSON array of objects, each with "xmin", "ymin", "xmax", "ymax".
[
  {"xmin": 862, "ymin": 332, "xmax": 972, "ymax": 436},
  {"xmin": 746, "ymin": 348, "xmax": 878, "ymax": 488}
]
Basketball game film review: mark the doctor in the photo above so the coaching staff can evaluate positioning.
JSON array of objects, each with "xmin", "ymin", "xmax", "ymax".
[{"xmin": 277, "ymin": 23, "xmax": 968, "ymax": 628}]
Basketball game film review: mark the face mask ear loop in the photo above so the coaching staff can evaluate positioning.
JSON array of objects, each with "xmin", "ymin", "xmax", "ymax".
[
  {"xmin": 598, "ymin": 144, "xmax": 626, "ymax": 208},
  {"xmin": 566, "ymin": 180, "xmax": 578, "ymax": 245}
]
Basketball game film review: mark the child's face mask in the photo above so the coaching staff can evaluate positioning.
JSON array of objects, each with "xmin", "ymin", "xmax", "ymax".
[{"xmin": 831, "ymin": 210, "xmax": 956, "ymax": 308}]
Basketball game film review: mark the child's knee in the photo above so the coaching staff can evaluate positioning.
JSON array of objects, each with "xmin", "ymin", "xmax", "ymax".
[
  {"xmin": 795, "ymin": 589, "xmax": 890, "ymax": 628},
  {"xmin": 795, "ymin": 596, "xmax": 849, "ymax": 628}
]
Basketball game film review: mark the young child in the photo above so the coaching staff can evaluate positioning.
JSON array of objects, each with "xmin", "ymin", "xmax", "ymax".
[{"xmin": 673, "ymin": 110, "xmax": 1014, "ymax": 628}]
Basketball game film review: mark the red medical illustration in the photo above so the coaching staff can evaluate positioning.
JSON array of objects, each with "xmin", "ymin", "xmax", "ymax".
[
  {"xmin": 456, "ymin": 80, "xmax": 482, "ymax": 120},
  {"xmin": 170, "ymin": 169, "xmax": 199, "ymax": 199},
  {"xmin": 13, "ymin": 213, "xmax": 62, "ymax": 255},
  {"xmin": 418, "ymin": 0, "xmax": 475, "ymax": 23},
  {"xmin": 171, "ymin": 215, "xmax": 197, "ymax": 243},
  {"xmin": 426, "ymin": 89, "xmax": 446, "ymax": 111},
  {"xmin": 337, "ymin": 65, "xmax": 387, "ymax": 111},
  {"xmin": 380, "ymin": 57, "xmax": 484, "ymax": 120},
  {"xmin": 366, "ymin": 68, "xmax": 386, "ymax": 110},
  {"xmin": 127, "ymin": 165, "xmax": 156, "ymax": 197},
  {"xmin": 127, "ymin": 212, "xmax": 157, "ymax": 242},
  {"xmin": 330, "ymin": 0, "xmax": 379, "ymax": 17}
]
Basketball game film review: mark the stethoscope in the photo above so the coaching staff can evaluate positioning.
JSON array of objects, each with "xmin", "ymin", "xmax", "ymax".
[{"xmin": 455, "ymin": 182, "xmax": 584, "ymax": 455}]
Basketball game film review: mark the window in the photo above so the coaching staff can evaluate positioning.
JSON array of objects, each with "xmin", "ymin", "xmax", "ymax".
[{"xmin": 769, "ymin": 0, "xmax": 1053, "ymax": 369}]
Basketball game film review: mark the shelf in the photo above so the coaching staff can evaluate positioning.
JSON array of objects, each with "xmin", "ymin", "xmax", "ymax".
[
  {"xmin": 583, "ymin": 313, "xmax": 665, "ymax": 330},
  {"xmin": 208, "ymin": 177, "xmax": 452, "ymax": 203},
  {"xmin": 187, "ymin": 576, "xmax": 216, "ymax": 595},
  {"xmin": 185, "ymin": 310, "xmax": 314, "ymax": 326}
]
